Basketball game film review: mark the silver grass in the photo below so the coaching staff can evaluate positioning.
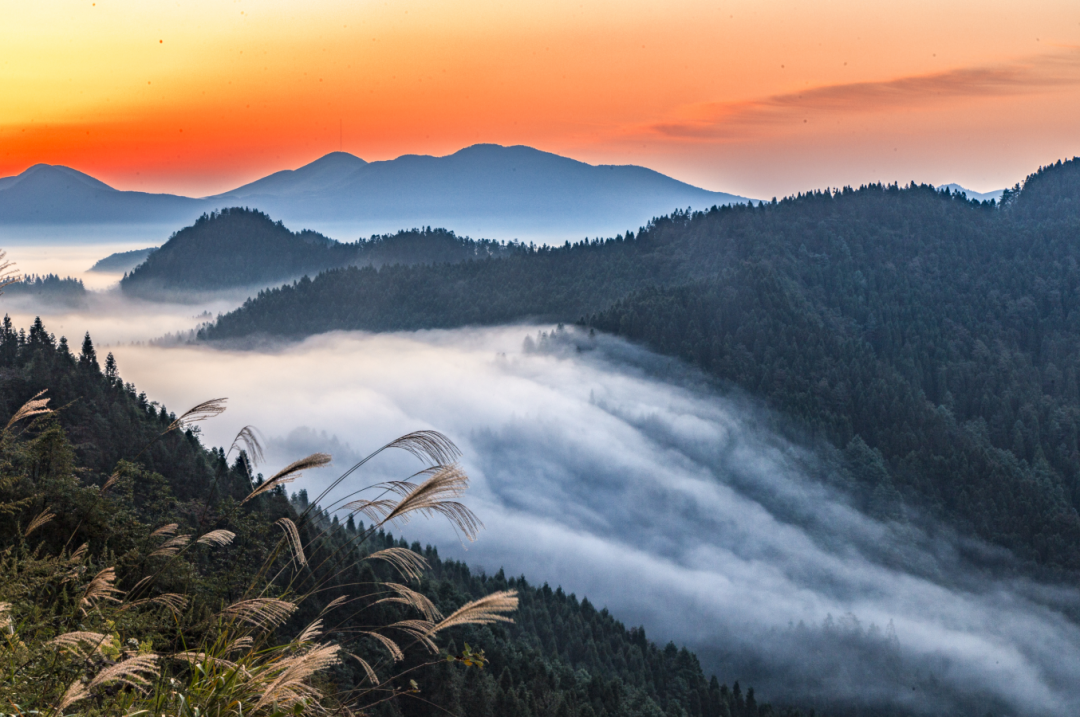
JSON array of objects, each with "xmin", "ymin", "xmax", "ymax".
[
  {"xmin": 88, "ymin": 653, "xmax": 160, "ymax": 690},
  {"xmin": 382, "ymin": 464, "xmax": 481, "ymax": 541},
  {"xmin": 251, "ymin": 643, "xmax": 341, "ymax": 711},
  {"xmin": 48, "ymin": 631, "xmax": 111, "ymax": 657},
  {"xmin": 24, "ymin": 509, "xmax": 55, "ymax": 537},
  {"xmin": 56, "ymin": 681, "xmax": 88, "ymax": 711},
  {"xmin": 173, "ymin": 651, "xmax": 240, "ymax": 670},
  {"xmin": 165, "ymin": 397, "xmax": 227, "ymax": 434},
  {"xmin": 222, "ymin": 597, "xmax": 297, "ymax": 631},
  {"xmin": 68, "ymin": 542, "xmax": 88, "ymax": 563},
  {"xmin": 149, "ymin": 523, "xmax": 179, "ymax": 538},
  {"xmin": 318, "ymin": 595, "xmax": 349, "ymax": 617},
  {"xmin": 366, "ymin": 546, "xmax": 430, "ymax": 582},
  {"xmin": 307, "ymin": 430, "xmax": 461, "ymax": 513},
  {"xmin": 99, "ymin": 471, "xmax": 120, "ymax": 494},
  {"xmin": 430, "ymin": 590, "xmax": 518, "ymax": 634},
  {"xmin": 348, "ymin": 653, "xmax": 381, "ymax": 686},
  {"xmin": 242, "ymin": 452, "xmax": 331, "ymax": 505},
  {"xmin": 376, "ymin": 583, "xmax": 443, "ymax": 622},
  {"xmin": 387, "ymin": 619, "xmax": 439, "ymax": 653},
  {"xmin": 228, "ymin": 424, "xmax": 265, "ymax": 467},
  {"xmin": 343, "ymin": 498, "xmax": 395, "ymax": 523},
  {"xmin": 276, "ymin": 517, "xmax": 306, "ymax": 565},
  {"xmin": 149, "ymin": 534, "xmax": 191, "ymax": 557},
  {"xmin": 363, "ymin": 631, "xmax": 404, "ymax": 662},
  {"xmin": 125, "ymin": 592, "xmax": 189, "ymax": 618},
  {"xmin": 197, "ymin": 529, "xmax": 236, "ymax": 547},
  {"xmin": 4, "ymin": 390, "xmax": 51, "ymax": 431},
  {"xmin": 81, "ymin": 568, "xmax": 123, "ymax": 614},
  {"xmin": 296, "ymin": 618, "xmax": 323, "ymax": 644},
  {"xmin": 387, "ymin": 430, "xmax": 461, "ymax": 466}
]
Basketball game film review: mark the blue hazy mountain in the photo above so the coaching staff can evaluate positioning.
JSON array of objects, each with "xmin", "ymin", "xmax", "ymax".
[
  {"xmin": 87, "ymin": 246, "xmax": 158, "ymax": 273},
  {"xmin": 0, "ymin": 164, "xmax": 204, "ymax": 225},
  {"xmin": 207, "ymin": 145, "xmax": 750, "ymax": 238},
  {"xmin": 938, "ymin": 183, "xmax": 1003, "ymax": 203},
  {"xmin": 0, "ymin": 146, "xmax": 749, "ymax": 242}
]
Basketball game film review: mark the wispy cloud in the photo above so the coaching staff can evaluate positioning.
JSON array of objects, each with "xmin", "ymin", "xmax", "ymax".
[
  {"xmin": 80, "ymin": 322, "xmax": 1080, "ymax": 716},
  {"xmin": 641, "ymin": 49, "xmax": 1080, "ymax": 141}
]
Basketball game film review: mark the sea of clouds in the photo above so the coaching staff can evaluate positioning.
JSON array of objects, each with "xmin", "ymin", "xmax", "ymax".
[{"xmin": 5, "ymin": 281, "xmax": 1080, "ymax": 715}]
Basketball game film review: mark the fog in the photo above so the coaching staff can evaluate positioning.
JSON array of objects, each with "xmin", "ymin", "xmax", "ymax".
[
  {"xmin": 6, "ymin": 291, "xmax": 1080, "ymax": 715},
  {"xmin": 99, "ymin": 326, "xmax": 1080, "ymax": 716}
]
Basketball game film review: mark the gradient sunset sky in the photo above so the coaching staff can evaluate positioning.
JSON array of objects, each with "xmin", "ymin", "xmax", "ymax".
[{"xmin": 2, "ymin": 0, "xmax": 1078, "ymax": 198}]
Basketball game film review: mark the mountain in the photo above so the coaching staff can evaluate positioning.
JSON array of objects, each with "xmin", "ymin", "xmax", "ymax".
[
  {"xmin": 0, "ymin": 146, "xmax": 749, "ymax": 241},
  {"xmin": 88, "ymin": 246, "xmax": 157, "ymax": 273},
  {"xmin": 0, "ymin": 163, "xmax": 204, "ymax": 224},
  {"xmin": 2, "ymin": 273, "xmax": 86, "ymax": 305},
  {"xmin": 208, "ymin": 144, "xmax": 751, "ymax": 239},
  {"xmin": 938, "ymin": 183, "xmax": 1003, "ymax": 202},
  {"xmin": 120, "ymin": 207, "xmax": 513, "ymax": 299},
  {"xmin": 200, "ymin": 158, "xmax": 1080, "ymax": 581}
]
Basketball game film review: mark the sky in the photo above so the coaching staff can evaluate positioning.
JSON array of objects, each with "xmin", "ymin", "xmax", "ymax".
[{"xmin": 1, "ymin": 0, "xmax": 1079, "ymax": 198}]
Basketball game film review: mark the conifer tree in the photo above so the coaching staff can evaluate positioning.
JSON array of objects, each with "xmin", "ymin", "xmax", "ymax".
[
  {"xmin": 104, "ymin": 351, "xmax": 118, "ymax": 382},
  {"xmin": 78, "ymin": 331, "xmax": 99, "ymax": 371}
]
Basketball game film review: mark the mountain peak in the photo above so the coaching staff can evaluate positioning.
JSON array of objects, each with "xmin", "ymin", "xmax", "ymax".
[
  {"xmin": 301, "ymin": 151, "xmax": 368, "ymax": 169},
  {"xmin": 213, "ymin": 151, "xmax": 368, "ymax": 199},
  {"xmin": 0, "ymin": 163, "xmax": 116, "ymax": 193}
]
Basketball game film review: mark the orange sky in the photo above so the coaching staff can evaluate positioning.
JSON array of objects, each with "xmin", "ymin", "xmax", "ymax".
[{"xmin": 1, "ymin": 0, "xmax": 1078, "ymax": 197}]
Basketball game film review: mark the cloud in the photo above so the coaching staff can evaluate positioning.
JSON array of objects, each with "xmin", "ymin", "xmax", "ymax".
[
  {"xmin": 6, "ymin": 286, "xmax": 1080, "ymax": 716},
  {"xmin": 640, "ymin": 49, "xmax": 1080, "ymax": 141},
  {"xmin": 73, "ymin": 323, "xmax": 1080, "ymax": 716}
]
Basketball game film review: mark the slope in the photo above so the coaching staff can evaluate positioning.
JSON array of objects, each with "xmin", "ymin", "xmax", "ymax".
[
  {"xmin": 0, "ymin": 164, "xmax": 204, "ymax": 224},
  {"xmin": 120, "ymin": 207, "xmax": 513, "ymax": 299},
  {"xmin": 212, "ymin": 144, "xmax": 748, "ymax": 239},
  {"xmin": 0, "ymin": 314, "xmax": 802, "ymax": 716},
  {"xmin": 1, "ymin": 146, "xmax": 747, "ymax": 242},
  {"xmin": 200, "ymin": 157, "xmax": 1080, "ymax": 577}
]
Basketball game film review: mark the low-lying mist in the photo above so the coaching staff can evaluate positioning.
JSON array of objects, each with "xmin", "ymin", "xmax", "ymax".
[{"xmin": 74, "ymin": 323, "xmax": 1079, "ymax": 717}]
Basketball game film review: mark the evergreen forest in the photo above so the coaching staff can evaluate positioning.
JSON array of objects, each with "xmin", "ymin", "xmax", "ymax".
[
  {"xmin": 0, "ymin": 315, "xmax": 800, "ymax": 717},
  {"xmin": 198, "ymin": 158, "xmax": 1080, "ymax": 581},
  {"xmin": 120, "ymin": 208, "xmax": 513, "ymax": 299}
]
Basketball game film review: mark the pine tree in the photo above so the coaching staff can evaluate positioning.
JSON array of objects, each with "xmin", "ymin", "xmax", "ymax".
[
  {"xmin": 104, "ymin": 352, "xmax": 119, "ymax": 383},
  {"xmin": 79, "ymin": 332, "xmax": 99, "ymax": 371}
]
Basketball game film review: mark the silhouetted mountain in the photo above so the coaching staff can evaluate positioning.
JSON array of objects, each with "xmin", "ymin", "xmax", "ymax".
[
  {"xmin": 938, "ymin": 183, "xmax": 1003, "ymax": 202},
  {"xmin": 120, "ymin": 208, "xmax": 345, "ymax": 298},
  {"xmin": 0, "ymin": 164, "xmax": 204, "ymax": 224},
  {"xmin": 1005, "ymin": 157, "xmax": 1080, "ymax": 222},
  {"xmin": 88, "ymin": 246, "xmax": 157, "ymax": 273},
  {"xmin": 209, "ymin": 144, "xmax": 749, "ymax": 238},
  {"xmin": 0, "ymin": 146, "xmax": 748, "ymax": 241},
  {"xmin": 120, "ymin": 207, "xmax": 511, "ymax": 299}
]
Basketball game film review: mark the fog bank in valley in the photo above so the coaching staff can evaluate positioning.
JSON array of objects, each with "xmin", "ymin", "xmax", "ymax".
[{"xmin": 78, "ymin": 324, "xmax": 1078, "ymax": 716}]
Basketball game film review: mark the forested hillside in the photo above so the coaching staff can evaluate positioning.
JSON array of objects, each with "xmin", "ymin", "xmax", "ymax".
[
  {"xmin": 3, "ymin": 274, "xmax": 86, "ymax": 305},
  {"xmin": 120, "ymin": 207, "xmax": 513, "ymax": 299},
  {"xmin": 0, "ymin": 314, "xmax": 796, "ymax": 717},
  {"xmin": 201, "ymin": 158, "xmax": 1080, "ymax": 575}
]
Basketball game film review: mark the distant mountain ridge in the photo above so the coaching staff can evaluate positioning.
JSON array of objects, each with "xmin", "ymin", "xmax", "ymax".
[
  {"xmin": 88, "ymin": 246, "xmax": 157, "ymax": 273},
  {"xmin": 937, "ymin": 183, "xmax": 1003, "ymax": 203},
  {"xmin": 119, "ymin": 207, "xmax": 512, "ymax": 299},
  {"xmin": 0, "ymin": 164, "xmax": 204, "ymax": 224},
  {"xmin": 0, "ymin": 145, "xmax": 749, "ymax": 241}
]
